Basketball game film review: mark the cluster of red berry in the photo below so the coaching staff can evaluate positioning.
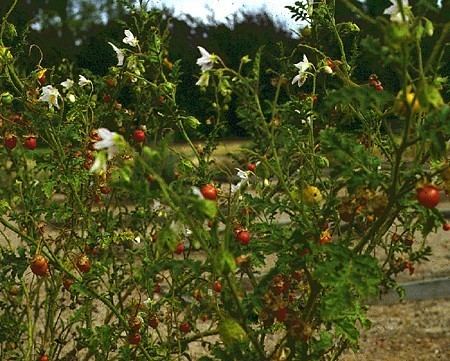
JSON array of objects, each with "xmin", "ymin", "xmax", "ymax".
[
  {"xmin": 369, "ymin": 74, "xmax": 383, "ymax": 92},
  {"xmin": 3, "ymin": 134, "xmax": 37, "ymax": 150}
]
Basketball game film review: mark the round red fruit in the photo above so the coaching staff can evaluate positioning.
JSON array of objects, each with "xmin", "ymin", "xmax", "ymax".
[
  {"xmin": 133, "ymin": 129, "xmax": 145, "ymax": 143},
  {"xmin": 30, "ymin": 255, "xmax": 49, "ymax": 277},
  {"xmin": 24, "ymin": 136, "xmax": 37, "ymax": 150},
  {"xmin": 128, "ymin": 316, "xmax": 142, "ymax": 331},
  {"xmin": 103, "ymin": 94, "xmax": 111, "ymax": 103},
  {"xmin": 128, "ymin": 333, "xmax": 141, "ymax": 345},
  {"xmin": 200, "ymin": 184, "xmax": 217, "ymax": 200},
  {"xmin": 247, "ymin": 162, "xmax": 257, "ymax": 172},
  {"xmin": 76, "ymin": 254, "xmax": 91, "ymax": 273},
  {"xmin": 148, "ymin": 316, "xmax": 159, "ymax": 329},
  {"xmin": 443, "ymin": 223, "xmax": 450, "ymax": 231},
  {"xmin": 4, "ymin": 135, "xmax": 17, "ymax": 150},
  {"xmin": 38, "ymin": 75, "xmax": 46, "ymax": 86},
  {"xmin": 100, "ymin": 186, "xmax": 111, "ymax": 195},
  {"xmin": 153, "ymin": 282, "xmax": 161, "ymax": 294},
  {"xmin": 416, "ymin": 185, "xmax": 440, "ymax": 208},
  {"xmin": 175, "ymin": 242, "xmax": 185, "ymax": 255},
  {"xmin": 213, "ymin": 280, "xmax": 222, "ymax": 293},
  {"xmin": 236, "ymin": 230, "xmax": 250, "ymax": 245},
  {"xmin": 38, "ymin": 355, "xmax": 49, "ymax": 361},
  {"xmin": 63, "ymin": 278, "xmax": 74, "ymax": 291},
  {"xmin": 179, "ymin": 322, "xmax": 191, "ymax": 334},
  {"xmin": 275, "ymin": 307, "xmax": 288, "ymax": 322}
]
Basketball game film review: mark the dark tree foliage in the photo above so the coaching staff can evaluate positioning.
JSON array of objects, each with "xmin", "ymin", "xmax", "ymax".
[{"xmin": 1, "ymin": 0, "xmax": 448, "ymax": 136}]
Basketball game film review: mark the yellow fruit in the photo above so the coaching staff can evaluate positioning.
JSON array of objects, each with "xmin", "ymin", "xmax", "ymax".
[
  {"xmin": 394, "ymin": 88, "xmax": 421, "ymax": 115},
  {"xmin": 302, "ymin": 185, "xmax": 323, "ymax": 205}
]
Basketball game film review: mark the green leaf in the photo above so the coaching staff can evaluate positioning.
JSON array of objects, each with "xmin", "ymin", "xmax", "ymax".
[
  {"xmin": 195, "ymin": 199, "xmax": 217, "ymax": 218},
  {"xmin": 0, "ymin": 200, "xmax": 10, "ymax": 216},
  {"xmin": 42, "ymin": 181, "xmax": 55, "ymax": 199},
  {"xmin": 218, "ymin": 318, "xmax": 247, "ymax": 346},
  {"xmin": 214, "ymin": 250, "xmax": 236, "ymax": 275}
]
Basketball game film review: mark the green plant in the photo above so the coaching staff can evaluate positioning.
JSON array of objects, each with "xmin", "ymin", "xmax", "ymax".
[{"xmin": 0, "ymin": 0, "xmax": 449, "ymax": 360}]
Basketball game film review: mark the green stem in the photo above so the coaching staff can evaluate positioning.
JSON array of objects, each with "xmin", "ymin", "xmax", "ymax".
[
  {"xmin": 225, "ymin": 275, "xmax": 267, "ymax": 360},
  {"xmin": 425, "ymin": 22, "xmax": 450, "ymax": 72},
  {"xmin": 0, "ymin": 0, "xmax": 18, "ymax": 46}
]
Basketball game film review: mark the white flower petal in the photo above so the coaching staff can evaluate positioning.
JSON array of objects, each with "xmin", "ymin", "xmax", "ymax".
[
  {"xmin": 78, "ymin": 75, "xmax": 92, "ymax": 87},
  {"xmin": 123, "ymin": 29, "xmax": 138, "ymax": 47},
  {"xmin": 108, "ymin": 42, "xmax": 124, "ymax": 66},
  {"xmin": 60, "ymin": 79, "xmax": 74, "ymax": 90},
  {"xmin": 192, "ymin": 186, "xmax": 204, "ymax": 199}
]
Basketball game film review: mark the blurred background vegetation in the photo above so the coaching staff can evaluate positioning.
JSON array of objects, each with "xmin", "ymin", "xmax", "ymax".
[{"xmin": 1, "ymin": 0, "xmax": 449, "ymax": 137}]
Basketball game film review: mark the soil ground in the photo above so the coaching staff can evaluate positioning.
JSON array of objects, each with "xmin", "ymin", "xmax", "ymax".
[{"xmin": 341, "ymin": 299, "xmax": 450, "ymax": 361}]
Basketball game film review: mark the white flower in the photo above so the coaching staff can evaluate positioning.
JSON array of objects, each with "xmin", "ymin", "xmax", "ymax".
[
  {"xmin": 196, "ymin": 46, "xmax": 216, "ymax": 72},
  {"xmin": 78, "ymin": 75, "xmax": 92, "ymax": 88},
  {"xmin": 323, "ymin": 65, "xmax": 333, "ymax": 74},
  {"xmin": 292, "ymin": 55, "xmax": 312, "ymax": 87},
  {"xmin": 134, "ymin": 236, "xmax": 141, "ymax": 244},
  {"xmin": 236, "ymin": 168, "xmax": 250, "ymax": 182},
  {"xmin": 67, "ymin": 93, "xmax": 76, "ymax": 103},
  {"xmin": 108, "ymin": 42, "xmax": 125, "ymax": 66},
  {"xmin": 123, "ymin": 29, "xmax": 139, "ymax": 47},
  {"xmin": 184, "ymin": 228, "xmax": 192, "ymax": 237},
  {"xmin": 39, "ymin": 85, "xmax": 61, "ymax": 109},
  {"xmin": 195, "ymin": 72, "xmax": 210, "ymax": 87},
  {"xmin": 60, "ymin": 79, "xmax": 74, "ymax": 91},
  {"xmin": 93, "ymin": 128, "xmax": 120, "ymax": 160},
  {"xmin": 143, "ymin": 297, "xmax": 155, "ymax": 308},
  {"xmin": 192, "ymin": 186, "xmax": 204, "ymax": 199},
  {"xmin": 231, "ymin": 168, "xmax": 251, "ymax": 193},
  {"xmin": 383, "ymin": 0, "xmax": 410, "ymax": 23}
]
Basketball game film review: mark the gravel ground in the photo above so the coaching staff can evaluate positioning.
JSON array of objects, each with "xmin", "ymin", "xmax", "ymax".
[{"xmin": 341, "ymin": 299, "xmax": 450, "ymax": 361}]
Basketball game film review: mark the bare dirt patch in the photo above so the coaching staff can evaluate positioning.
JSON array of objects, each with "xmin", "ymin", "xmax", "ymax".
[{"xmin": 342, "ymin": 299, "xmax": 450, "ymax": 361}]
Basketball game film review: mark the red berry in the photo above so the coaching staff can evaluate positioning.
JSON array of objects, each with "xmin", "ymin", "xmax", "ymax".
[
  {"xmin": 148, "ymin": 316, "xmax": 159, "ymax": 329},
  {"xmin": 133, "ymin": 129, "xmax": 146, "ymax": 143},
  {"xmin": 175, "ymin": 242, "xmax": 185, "ymax": 255},
  {"xmin": 179, "ymin": 322, "xmax": 191, "ymax": 334},
  {"xmin": 103, "ymin": 94, "xmax": 112, "ymax": 103},
  {"xmin": 24, "ymin": 136, "xmax": 37, "ymax": 150},
  {"xmin": 247, "ymin": 162, "xmax": 257, "ymax": 172},
  {"xmin": 30, "ymin": 255, "xmax": 49, "ymax": 277},
  {"xmin": 236, "ymin": 230, "xmax": 250, "ymax": 245},
  {"xmin": 100, "ymin": 185, "xmax": 111, "ymax": 195},
  {"xmin": 213, "ymin": 280, "xmax": 222, "ymax": 293},
  {"xmin": 443, "ymin": 223, "xmax": 450, "ymax": 231},
  {"xmin": 193, "ymin": 289, "xmax": 202, "ymax": 301},
  {"xmin": 38, "ymin": 355, "xmax": 49, "ymax": 361},
  {"xmin": 300, "ymin": 248, "xmax": 310, "ymax": 257},
  {"xmin": 416, "ymin": 185, "xmax": 440, "ymax": 208},
  {"xmin": 200, "ymin": 184, "xmax": 218, "ymax": 200},
  {"xmin": 4, "ymin": 135, "xmax": 17, "ymax": 150},
  {"xmin": 105, "ymin": 78, "xmax": 117, "ymax": 88},
  {"xmin": 275, "ymin": 307, "xmax": 288, "ymax": 322},
  {"xmin": 153, "ymin": 283, "xmax": 161, "ymax": 294},
  {"xmin": 76, "ymin": 254, "xmax": 91, "ymax": 273},
  {"xmin": 63, "ymin": 277, "xmax": 74, "ymax": 291},
  {"xmin": 128, "ymin": 317, "xmax": 142, "ymax": 332},
  {"xmin": 326, "ymin": 59, "xmax": 336, "ymax": 71},
  {"xmin": 38, "ymin": 72, "xmax": 47, "ymax": 86},
  {"xmin": 128, "ymin": 332, "xmax": 141, "ymax": 345},
  {"xmin": 375, "ymin": 84, "xmax": 384, "ymax": 92}
]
